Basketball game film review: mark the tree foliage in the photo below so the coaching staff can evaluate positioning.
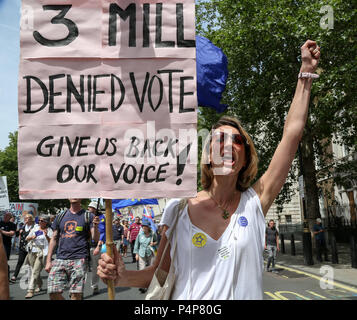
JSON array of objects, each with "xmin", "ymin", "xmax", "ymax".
[
  {"xmin": 0, "ymin": 132, "xmax": 90, "ymax": 213},
  {"xmin": 0, "ymin": 132, "xmax": 19, "ymax": 202},
  {"xmin": 196, "ymin": 0, "xmax": 356, "ymax": 212}
]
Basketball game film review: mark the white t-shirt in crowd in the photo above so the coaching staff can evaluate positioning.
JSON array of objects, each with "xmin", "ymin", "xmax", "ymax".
[
  {"xmin": 160, "ymin": 187, "xmax": 266, "ymax": 300},
  {"xmin": 28, "ymin": 224, "xmax": 53, "ymax": 256}
]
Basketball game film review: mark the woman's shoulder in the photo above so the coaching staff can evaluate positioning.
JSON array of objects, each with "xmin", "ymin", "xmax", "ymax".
[
  {"xmin": 242, "ymin": 187, "xmax": 265, "ymax": 222},
  {"xmin": 242, "ymin": 187, "xmax": 262, "ymax": 205},
  {"xmin": 165, "ymin": 198, "xmax": 182, "ymax": 208},
  {"xmin": 163, "ymin": 198, "xmax": 185, "ymax": 214}
]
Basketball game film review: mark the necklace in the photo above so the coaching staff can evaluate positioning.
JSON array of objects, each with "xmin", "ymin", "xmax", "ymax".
[{"xmin": 208, "ymin": 191, "xmax": 237, "ymax": 220}]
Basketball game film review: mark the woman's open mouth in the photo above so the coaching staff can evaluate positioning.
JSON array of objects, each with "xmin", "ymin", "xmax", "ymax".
[
  {"xmin": 221, "ymin": 149, "xmax": 236, "ymax": 167},
  {"xmin": 222, "ymin": 155, "xmax": 235, "ymax": 166}
]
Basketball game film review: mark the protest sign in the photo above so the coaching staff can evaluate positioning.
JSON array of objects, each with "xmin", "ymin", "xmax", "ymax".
[
  {"xmin": 18, "ymin": 0, "xmax": 197, "ymax": 199},
  {"xmin": 0, "ymin": 176, "xmax": 10, "ymax": 211},
  {"xmin": 8, "ymin": 202, "xmax": 39, "ymax": 223}
]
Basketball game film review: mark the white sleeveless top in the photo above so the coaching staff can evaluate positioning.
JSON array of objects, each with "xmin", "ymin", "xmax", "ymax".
[{"xmin": 160, "ymin": 187, "xmax": 266, "ymax": 300}]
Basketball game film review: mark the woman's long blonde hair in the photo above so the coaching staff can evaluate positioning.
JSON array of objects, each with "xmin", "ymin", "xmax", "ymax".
[{"xmin": 201, "ymin": 116, "xmax": 258, "ymax": 192}]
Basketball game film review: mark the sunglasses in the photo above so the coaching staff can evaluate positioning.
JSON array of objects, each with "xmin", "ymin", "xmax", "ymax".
[
  {"xmin": 39, "ymin": 220, "xmax": 46, "ymax": 223},
  {"xmin": 212, "ymin": 131, "xmax": 246, "ymax": 146}
]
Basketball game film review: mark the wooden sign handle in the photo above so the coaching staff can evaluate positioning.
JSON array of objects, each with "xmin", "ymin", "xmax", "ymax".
[{"xmin": 105, "ymin": 199, "xmax": 115, "ymax": 300}]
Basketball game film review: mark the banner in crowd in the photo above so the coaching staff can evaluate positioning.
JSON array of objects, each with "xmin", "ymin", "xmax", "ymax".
[
  {"xmin": 8, "ymin": 202, "xmax": 39, "ymax": 223},
  {"xmin": 0, "ymin": 176, "xmax": 10, "ymax": 211},
  {"xmin": 18, "ymin": 0, "xmax": 197, "ymax": 199}
]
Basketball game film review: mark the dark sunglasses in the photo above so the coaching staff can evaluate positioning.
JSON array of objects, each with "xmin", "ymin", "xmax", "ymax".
[
  {"xmin": 39, "ymin": 219, "xmax": 46, "ymax": 222},
  {"xmin": 212, "ymin": 131, "xmax": 246, "ymax": 146}
]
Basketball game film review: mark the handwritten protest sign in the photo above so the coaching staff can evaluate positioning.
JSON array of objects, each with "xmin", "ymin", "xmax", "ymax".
[
  {"xmin": 18, "ymin": 0, "xmax": 197, "ymax": 199},
  {"xmin": 0, "ymin": 176, "xmax": 10, "ymax": 211}
]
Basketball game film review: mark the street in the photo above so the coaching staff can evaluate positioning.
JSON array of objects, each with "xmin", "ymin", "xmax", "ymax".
[
  {"xmin": 7, "ymin": 251, "xmax": 146, "ymax": 301},
  {"xmin": 6, "ymin": 250, "xmax": 357, "ymax": 301},
  {"xmin": 263, "ymin": 265, "xmax": 357, "ymax": 300}
]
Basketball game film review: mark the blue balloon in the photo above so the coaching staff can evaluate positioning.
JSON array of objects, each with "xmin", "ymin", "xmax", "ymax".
[{"xmin": 101, "ymin": 243, "xmax": 107, "ymax": 254}]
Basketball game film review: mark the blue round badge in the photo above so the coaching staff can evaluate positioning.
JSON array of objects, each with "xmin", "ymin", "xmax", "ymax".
[{"xmin": 238, "ymin": 216, "xmax": 248, "ymax": 227}]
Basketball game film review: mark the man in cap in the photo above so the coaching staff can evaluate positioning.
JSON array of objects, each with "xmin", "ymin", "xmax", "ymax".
[
  {"xmin": 313, "ymin": 218, "xmax": 329, "ymax": 262},
  {"xmin": 87, "ymin": 200, "xmax": 104, "ymax": 295}
]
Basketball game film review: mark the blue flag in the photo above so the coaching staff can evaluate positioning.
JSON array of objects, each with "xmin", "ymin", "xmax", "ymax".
[
  {"xmin": 128, "ymin": 209, "xmax": 134, "ymax": 225},
  {"xmin": 148, "ymin": 206, "xmax": 155, "ymax": 219},
  {"xmin": 112, "ymin": 198, "xmax": 159, "ymax": 210},
  {"xmin": 142, "ymin": 207, "xmax": 157, "ymax": 233},
  {"xmin": 196, "ymin": 35, "xmax": 228, "ymax": 113}
]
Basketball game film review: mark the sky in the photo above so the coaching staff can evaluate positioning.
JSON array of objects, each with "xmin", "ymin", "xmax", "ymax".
[{"xmin": 0, "ymin": 0, "xmax": 20, "ymax": 151}]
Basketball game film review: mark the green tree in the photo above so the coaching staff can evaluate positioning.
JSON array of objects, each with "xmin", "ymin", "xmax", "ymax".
[
  {"xmin": 0, "ymin": 132, "xmax": 19, "ymax": 202},
  {"xmin": 0, "ymin": 131, "xmax": 90, "ymax": 213},
  {"xmin": 196, "ymin": 0, "xmax": 356, "ymax": 220}
]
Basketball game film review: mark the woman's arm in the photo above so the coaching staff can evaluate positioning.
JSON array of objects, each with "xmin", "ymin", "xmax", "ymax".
[
  {"xmin": 0, "ymin": 234, "xmax": 10, "ymax": 300},
  {"xmin": 253, "ymin": 40, "xmax": 320, "ymax": 215},
  {"xmin": 97, "ymin": 225, "xmax": 171, "ymax": 288},
  {"xmin": 91, "ymin": 215, "xmax": 100, "ymax": 243},
  {"xmin": 26, "ymin": 228, "xmax": 36, "ymax": 242},
  {"xmin": 45, "ymin": 229, "xmax": 59, "ymax": 273},
  {"xmin": 0, "ymin": 229, "xmax": 15, "ymax": 238}
]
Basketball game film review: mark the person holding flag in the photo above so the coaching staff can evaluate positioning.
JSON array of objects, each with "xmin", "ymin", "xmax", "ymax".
[
  {"xmin": 142, "ymin": 206, "xmax": 157, "ymax": 233},
  {"xmin": 128, "ymin": 209, "xmax": 134, "ymax": 225},
  {"xmin": 148, "ymin": 206, "xmax": 155, "ymax": 219}
]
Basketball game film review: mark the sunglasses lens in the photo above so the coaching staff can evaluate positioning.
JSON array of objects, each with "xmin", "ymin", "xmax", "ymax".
[
  {"xmin": 212, "ymin": 132, "xmax": 244, "ymax": 146},
  {"xmin": 220, "ymin": 132, "xmax": 225, "ymax": 142},
  {"xmin": 233, "ymin": 134, "xmax": 244, "ymax": 145}
]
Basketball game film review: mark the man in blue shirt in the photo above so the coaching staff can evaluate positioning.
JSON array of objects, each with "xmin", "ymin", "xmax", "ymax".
[
  {"xmin": 45, "ymin": 199, "xmax": 99, "ymax": 300},
  {"xmin": 313, "ymin": 218, "xmax": 329, "ymax": 262}
]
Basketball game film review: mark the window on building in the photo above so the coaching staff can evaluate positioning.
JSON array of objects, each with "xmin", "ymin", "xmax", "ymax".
[{"xmin": 285, "ymin": 215, "xmax": 292, "ymax": 224}]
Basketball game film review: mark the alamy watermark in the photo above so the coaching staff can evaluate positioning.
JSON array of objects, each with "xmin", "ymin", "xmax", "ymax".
[
  {"xmin": 319, "ymin": 265, "xmax": 334, "ymax": 290},
  {"xmin": 320, "ymin": 5, "xmax": 334, "ymax": 30},
  {"xmin": 20, "ymin": 5, "xmax": 34, "ymax": 31}
]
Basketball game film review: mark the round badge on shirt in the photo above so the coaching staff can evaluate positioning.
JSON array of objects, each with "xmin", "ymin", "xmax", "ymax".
[
  {"xmin": 192, "ymin": 232, "xmax": 207, "ymax": 248},
  {"xmin": 238, "ymin": 216, "xmax": 248, "ymax": 227}
]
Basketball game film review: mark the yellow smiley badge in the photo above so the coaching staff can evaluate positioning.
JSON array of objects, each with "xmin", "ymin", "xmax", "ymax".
[{"xmin": 192, "ymin": 232, "xmax": 207, "ymax": 248}]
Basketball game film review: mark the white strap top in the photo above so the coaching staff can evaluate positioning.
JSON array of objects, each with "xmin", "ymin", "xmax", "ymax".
[{"xmin": 160, "ymin": 187, "xmax": 266, "ymax": 300}]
